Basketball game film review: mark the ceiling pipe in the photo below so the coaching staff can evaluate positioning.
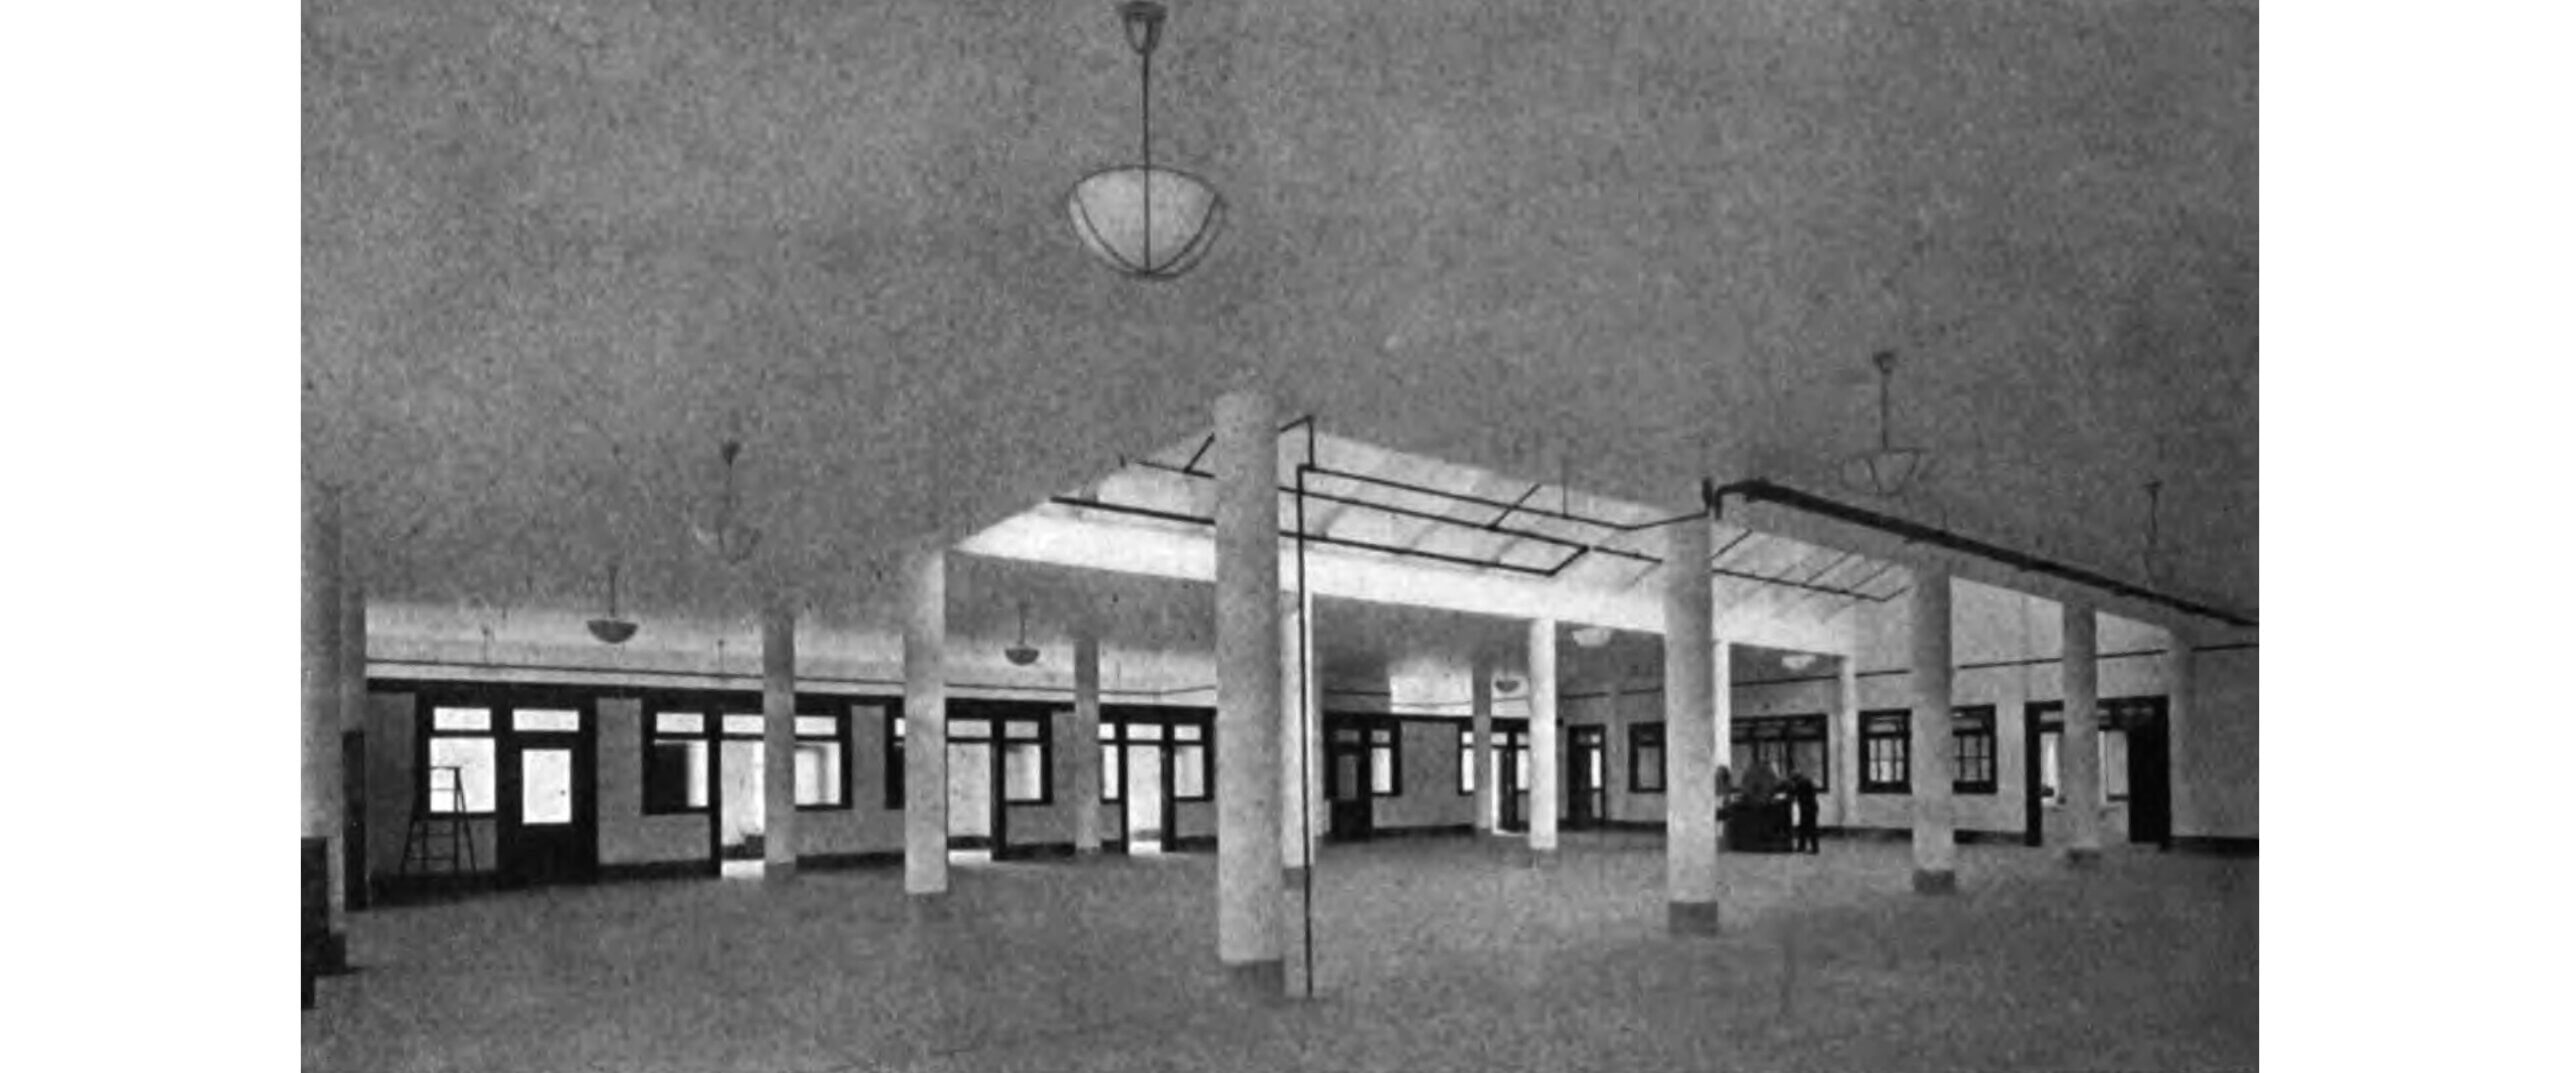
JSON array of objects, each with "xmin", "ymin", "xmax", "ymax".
[{"xmin": 1708, "ymin": 478, "xmax": 2256, "ymax": 629}]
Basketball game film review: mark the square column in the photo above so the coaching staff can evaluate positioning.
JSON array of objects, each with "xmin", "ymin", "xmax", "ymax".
[
  {"xmin": 2165, "ymin": 628, "xmax": 2195, "ymax": 851},
  {"xmin": 1526, "ymin": 618, "xmax": 1560, "ymax": 859},
  {"xmin": 902, "ymin": 549, "xmax": 950, "ymax": 900},
  {"xmin": 1211, "ymin": 389, "xmax": 1286, "ymax": 988},
  {"xmin": 1071, "ymin": 632, "xmax": 1104, "ymax": 855},
  {"xmin": 1834, "ymin": 654, "xmax": 1859, "ymax": 830},
  {"xmin": 761, "ymin": 599, "xmax": 798, "ymax": 878},
  {"xmin": 1908, "ymin": 563, "xmax": 1958, "ymax": 893},
  {"xmin": 2062, "ymin": 601, "xmax": 2103, "ymax": 865},
  {"xmin": 301, "ymin": 478, "xmax": 346, "ymax": 968},
  {"xmin": 1280, "ymin": 592, "xmax": 1308, "ymax": 874},
  {"xmin": 1663, "ymin": 519, "xmax": 1721, "ymax": 934},
  {"xmin": 1711, "ymin": 640, "xmax": 1733, "ymax": 777},
  {"xmin": 1470, "ymin": 662, "xmax": 1496, "ymax": 832}
]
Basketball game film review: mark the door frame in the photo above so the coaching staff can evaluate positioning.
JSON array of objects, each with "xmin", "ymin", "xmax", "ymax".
[
  {"xmin": 1564, "ymin": 724, "xmax": 1607, "ymax": 828},
  {"xmin": 1323, "ymin": 712, "xmax": 1377, "ymax": 842},
  {"xmin": 492, "ymin": 696, "xmax": 599, "ymax": 888},
  {"xmin": 2022, "ymin": 701, "xmax": 2060, "ymax": 847},
  {"xmin": 2114, "ymin": 696, "xmax": 2174, "ymax": 847}
]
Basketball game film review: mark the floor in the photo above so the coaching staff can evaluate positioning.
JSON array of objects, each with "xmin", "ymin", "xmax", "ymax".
[{"xmin": 303, "ymin": 833, "xmax": 2257, "ymax": 1072}]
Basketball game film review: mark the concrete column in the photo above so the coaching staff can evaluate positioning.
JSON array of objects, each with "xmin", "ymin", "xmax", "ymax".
[
  {"xmin": 1909, "ymin": 563, "xmax": 1958, "ymax": 893},
  {"xmin": 2062, "ymin": 601, "xmax": 2102, "ymax": 865},
  {"xmin": 902, "ymin": 549, "xmax": 950, "ymax": 900},
  {"xmin": 1211, "ymin": 389, "xmax": 1285, "ymax": 987},
  {"xmin": 1071, "ymin": 632, "xmax": 1103, "ymax": 855},
  {"xmin": 761, "ymin": 598, "xmax": 798, "ymax": 877},
  {"xmin": 2165, "ymin": 628, "xmax": 2195, "ymax": 851},
  {"xmin": 1834, "ymin": 654, "xmax": 1859, "ymax": 829},
  {"xmin": 337, "ymin": 569, "xmax": 368, "ymax": 918},
  {"xmin": 301, "ymin": 478, "xmax": 346, "ymax": 965},
  {"xmin": 1526, "ymin": 618, "xmax": 1560, "ymax": 859},
  {"xmin": 1470, "ymin": 662, "xmax": 1496, "ymax": 832},
  {"xmin": 1280, "ymin": 592, "xmax": 1307, "ymax": 875},
  {"xmin": 1664, "ymin": 519, "xmax": 1721, "ymax": 934},
  {"xmin": 1711, "ymin": 640, "xmax": 1734, "ymax": 777}
]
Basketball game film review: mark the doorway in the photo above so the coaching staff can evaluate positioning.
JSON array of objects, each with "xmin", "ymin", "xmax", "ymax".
[
  {"xmin": 1326, "ymin": 721, "xmax": 1374, "ymax": 841},
  {"xmin": 1564, "ymin": 725, "xmax": 1607, "ymax": 829},
  {"xmin": 2116, "ymin": 697, "xmax": 2173, "ymax": 847},
  {"xmin": 716, "ymin": 731, "xmax": 765, "ymax": 869},
  {"xmin": 496, "ymin": 706, "xmax": 595, "ymax": 887},
  {"xmin": 1494, "ymin": 720, "xmax": 1528, "ymax": 832},
  {"xmin": 1125, "ymin": 729, "xmax": 1168, "ymax": 854},
  {"xmin": 946, "ymin": 717, "xmax": 1004, "ymax": 858},
  {"xmin": 2023, "ymin": 702, "xmax": 2060, "ymax": 847}
]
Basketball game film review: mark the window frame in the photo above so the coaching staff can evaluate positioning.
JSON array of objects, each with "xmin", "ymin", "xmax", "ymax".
[
  {"xmin": 1951, "ymin": 704, "xmax": 1997, "ymax": 795},
  {"xmin": 1733, "ymin": 713, "xmax": 1828, "ymax": 792},
  {"xmin": 1628, "ymin": 721, "xmax": 1667, "ymax": 794},
  {"xmin": 1367, "ymin": 720, "xmax": 1403, "ymax": 798},
  {"xmin": 792, "ymin": 710, "xmax": 853, "ymax": 812},
  {"xmin": 997, "ymin": 713, "xmax": 1055, "ymax": 806},
  {"xmin": 1859, "ymin": 709, "xmax": 1912, "ymax": 794},
  {"xmin": 641, "ymin": 707, "xmax": 713, "ymax": 816},
  {"xmin": 420, "ymin": 704, "xmax": 499, "ymax": 818},
  {"xmin": 1169, "ymin": 720, "xmax": 1213, "ymax": 803},
  {"xmin": 1458, "ymin": 727, "xmax": 1477, "ymax": 795}
]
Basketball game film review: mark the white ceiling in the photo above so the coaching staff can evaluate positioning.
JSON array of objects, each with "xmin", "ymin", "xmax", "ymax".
[{"xmin": 304, "ymin": 0, "xmax": 2256, "ymax": 628}]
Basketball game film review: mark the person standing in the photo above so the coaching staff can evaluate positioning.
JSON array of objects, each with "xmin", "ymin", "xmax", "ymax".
[{"xmin": 1788, "ymin": 771, "xmax": 1821, "ymax": 853}]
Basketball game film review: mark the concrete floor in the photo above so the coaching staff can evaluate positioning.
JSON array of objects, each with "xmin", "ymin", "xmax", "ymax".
[{"xmin": 303, "ymin": 833, "xmax": 2256, "ymax": 1072}]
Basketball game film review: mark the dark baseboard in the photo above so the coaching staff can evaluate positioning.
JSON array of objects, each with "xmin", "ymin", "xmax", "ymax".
[
  {"xmin": 1602, "ymin": 819, "xmax": 1667, "ymax": 832},
  {"xmin": 797, "ymin": 851, "xmax": 902, "ymax": 872},
  {"xmin": 2167, "ymin": 835, "xmax": 2259, "ymax": 857},
  {"xmin": 998, "ymin": 842, "xmax": 1079, "ymax": 862},
  {"xmin": 595, "ymin": 859, "xmax": 720, "ymax": 883},
  {"xmin": 1954, "ymin": 829, "xmax": 2030, "ymax": 846},
  {"xmin": 1167, "ymin": 835, "xmax": 1218, "ymax": 853},
  {"xmin": 1367, "ymin": 823, "xmax": 1476, "ymax": 841}
]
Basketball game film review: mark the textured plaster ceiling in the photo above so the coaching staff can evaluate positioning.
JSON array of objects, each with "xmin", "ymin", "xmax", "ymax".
[{"xmin": 303, "ymin": 0, "xmax": 2256, "ymax": 627}]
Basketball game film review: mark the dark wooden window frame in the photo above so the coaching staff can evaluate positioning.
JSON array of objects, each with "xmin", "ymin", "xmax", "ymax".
[
  {"xmin": 1734, "ymin": 713, "xmax": 1828, "ymax": 792},
  {"xmin": 1367, "ymin": 720, "xmax": 1403, "ymax": 798},
  {"xmin": 1101, "ymin": 705, "xmax": 1216, "ymax": 804},
  {"xmin": 790, "ymin": 707, "xmax": 855, "ymax": 812},
  {"xmin": 419, "ymin": 702, "xmax": 500, "ymax": 818},
  {"xmin": 1859, "ymin": 709, "xmax": 1912, "ymax": 794},
  {"xmin": 1457, "ymin": 726, "xmax": 1475, "ymax": 795},
  {"xmin": 640, "ymin": 706, "xmax": 713, "ymax": 816},
  {"xmin": 1951, "ymin": 704, "xmax": 1997, "ymax": 795},
  {"xmin": 1628, "ymin": 721, "xmax": 1667, "ymax": 793}
]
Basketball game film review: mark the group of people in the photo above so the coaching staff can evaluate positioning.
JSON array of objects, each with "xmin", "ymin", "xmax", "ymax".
[{"xmin": 1724, "ymin": 760, "xmax": 1822, "ymax": 853}]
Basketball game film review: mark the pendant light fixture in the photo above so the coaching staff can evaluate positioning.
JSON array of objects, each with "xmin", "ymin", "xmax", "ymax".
[
  {"xmin": 1004, "ymin": 602, "xmax": 1042, "ymax": 667},
  {"xmin": 1067, "ymin": 1, "xmax": 1224, "ymax": 279},
  {"xmin": 585, "ymin": 561, "xmax": 640, "ymax": 645},
  {"xmin": 1838, "ymin": 349, "xmax": 1933, "ymax": 498},
  {"xmin": 1570, "ymin": 625, "xmax": 1614, "ymax": 649}
]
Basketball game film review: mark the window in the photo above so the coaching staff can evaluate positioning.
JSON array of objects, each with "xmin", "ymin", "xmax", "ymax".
[
  {"xmin": 885, "ymin": 715, "xmax": 906, "ymax": 810},
  {"xmin": 1001, "ymin": 717, "xmax": 1050, "ymax": 804},
  {"xmin": 2030, "ymin": 702, "xmax": 2063, "ymax": 804},
  {"xmin": 1100, "ymin": 722, "xmax": 1122, "ymax": 802},
  {"xmin": 1171, "ymin": 723, "xmax": 1210, "ymax": 801},
  {"xmin": 1952, "ymin": 705, "xmax": 1996, "ymax": 794},
  {"xmin": 1735, "ymin": 714, "xmax": 1827, "ymax": 791},
  {"xmin": 1458, "ymin": 729, "xmax": 1476, "ymax": 794},
  {"xmin": 1629, "ymin": 722, "xmax": 1666, "ymax": 793},
  {"xmin": 1859, "ymin": 710, "xmax": 1911, "ymax": 794},
  {"xmin": 2099, "ymin": 697, "xmax": 2162, "ymax": 803},
  {"xmin": 644, "ymin": 710, "xmax": 712, "ymax": 814},
  {"xmin": 1368, "ymin": 724, "xmax": 1401, "ymax": 797},
  {"xmin": 424, "ymin": 706, "xmax": 496, "ymax": 815},
  {"xmin": 514, "ymin": 707, "xmax": 579, "ymax": 733},
  {"xmin": 795, "ymin": 714, "xmax": 848, "ymax": 809}
]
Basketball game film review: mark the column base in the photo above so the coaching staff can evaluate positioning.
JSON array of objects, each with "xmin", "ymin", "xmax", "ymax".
[
  {"xmin": 905, "ymin": 890, "xmax": 952, "ymax": 922},
  {"xmin": 1281, "ymin": 865, "xmax": 1309, "ymax": 886},
  {"xmin": 1074, "ymin": 844, "xmax": 1104, "ymax": 858},
  {"xmin": 316, "ymin": 930, "xmax": 350, "ymax": 974},
  {"xmin": 1911, "ymin": 868, "xmax": 1958, "ymax": 895},
  {"xmin": 760, "ymin": 860, "xmax": 799, "ymax": 883},
  {"xmin": 2064, "ymin": 847, "xmax": 2102, "ymax": 868},
  {"xmin": 1667, "ymin": 900, "xmax": 1720, "ymax": 936},
  {"xmin": 1521, "ymin": 846, "xmax": 1561, "ymax": 869},
  {"xmin": 1222, "ymin": 958, "xmax": 1287, "ymax": 1001}
]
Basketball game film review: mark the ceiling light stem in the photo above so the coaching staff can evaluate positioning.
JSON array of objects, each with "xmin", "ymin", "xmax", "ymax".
[{"xmin": 1138, "ymin": 16, "xmax": 1154, "ymax": 271}]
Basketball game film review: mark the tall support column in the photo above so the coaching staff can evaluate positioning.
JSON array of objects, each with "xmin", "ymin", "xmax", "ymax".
[
  {"xmin": 2165, "ymin": 628, "xmax": 2195, "ymax": 852},
  {"xmin": 1664, "ymin": 519, "xmax": 1721, "ymax": 934},
  {"xmin": 1909, "ymin": 564, "xmax": 1958, "ymax": 893},
  {"xmin": 302, "ymin": 478, "xmax": 347, "ymax": 968},
  {"xmin": 761, "ymin": 598, "xmax": 798, "ymax": 878},
  {"xmin": 1834, "ymin": 655, "xmax": 1859, "ymax": 830},
  {"xmin": 338, "ymin": 571, "xmax": 367, "ymax": 917},
  {"xmin": 2062, "ymin": 601, "xmax": 2103, "ymax": 865},
  {"xmin": 1526, "ymin": 618, "xmax": 1560, "ymax": 860},
  {"xmin": 1470, "ymin": 662, "xmax": 1496, "ymax": 832},
  {"xmin": 1211, "ymin": 389, "xmax": 1285, "ymax": 987},
  {"xmin": 1071, "ymin": 631, "xmax": 1104, "ymax": 855},
  {"xmin": 1711, "ymin": 640, "xmax": 1734, "ymax": 779},
  {"xmin": 902, "ymin": 550, "xmax": 950, "ymax": 900},
  {"xmin": 1280, "ymin": 592, "xmax": 1308, "ymax": 875}
]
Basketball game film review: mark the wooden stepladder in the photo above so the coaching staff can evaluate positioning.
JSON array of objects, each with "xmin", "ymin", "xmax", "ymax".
[{"xmin": 397, "ymin": 765, "xmax": 479, "ymax": 884}]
